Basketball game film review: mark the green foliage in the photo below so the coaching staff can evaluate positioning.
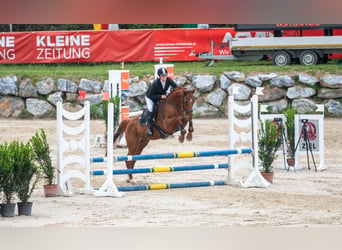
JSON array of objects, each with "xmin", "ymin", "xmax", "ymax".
[
  {"xmin": 102, "ymin": 96, "xmax": 121, "ymax": 131},
  {"xmin": 2, "ymin": 24, "xmax": 230, "ymax": 32},
  {"xmin": 266, "ymin": 105, "xmax": 274, "ymax": 113},
  {"xmin": 0, "ymin": 24, "xmax": 93, "ymax": 32},
  {"xmin": 284, "ymin": 107, "xmax": 297, "ymax": 159},
  {"xmin": 45, "ymin": 109, "xmax": 57, "ymax": 119},
  {"xmin": 12, "ymin": 141, "xmax": 41, "ymax": 202},
  {"xmin": 30, "ymin": 129, "xmax": 54, "ymax": 185},
  {"xmin": 18, "ymin": 109, "xmax": 34, "ymax": 119},
  {"xmin": 0, "ymin": 142, "xmax": 16, "ymax": 203},
  {"xmin": 258, "ymin": 119, "xmax": 284, "ymax": 173},
  {"xmin": 90, "ymin": 104, "xmax": 103, "ymax": 119}
]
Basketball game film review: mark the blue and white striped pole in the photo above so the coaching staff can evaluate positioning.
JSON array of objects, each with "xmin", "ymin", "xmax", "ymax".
[
  {"xmin": 90, "ymin": 148, "xmax": 252, "ymax": 163},
  {"xmin": 91, "ymin": 162, "xmax": 229, "ymax": 176}
]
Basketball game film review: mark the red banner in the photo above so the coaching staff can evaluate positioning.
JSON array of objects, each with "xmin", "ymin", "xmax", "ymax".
[
  {"xmin": 0, "ymin": 30, "xmax": 154, "ymax": 64},
  {"xmin": 0, "ymin": 32, "xmax": 32, "ymax": 63},
  {"xmin": 1, "ymin": 28, "xmax": 341, "ymax": 64}
]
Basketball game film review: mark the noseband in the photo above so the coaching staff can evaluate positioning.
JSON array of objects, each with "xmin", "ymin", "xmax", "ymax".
[{"xmin": 182, "ymin": 91, "xmax": 195, "ymax": 120}]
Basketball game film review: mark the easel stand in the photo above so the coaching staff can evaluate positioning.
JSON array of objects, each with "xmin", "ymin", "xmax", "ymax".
[
  {"xmin": 274, "ymin": 118, "xmax": 287, "ymax": 170},
  {"xmin": 293, "ymin": 119, "xmax": 317, "ymax": 172}
]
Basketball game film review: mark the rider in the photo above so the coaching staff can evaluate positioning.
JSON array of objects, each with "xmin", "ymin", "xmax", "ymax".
[{"xmin": 145, "ymin": 67, "xmax": 178, "ymax": 136}]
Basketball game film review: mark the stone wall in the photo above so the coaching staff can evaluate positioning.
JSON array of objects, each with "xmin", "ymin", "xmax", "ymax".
[{"xmin": 1, "ymin": 71, "xmax": 342, "ymax": 118}]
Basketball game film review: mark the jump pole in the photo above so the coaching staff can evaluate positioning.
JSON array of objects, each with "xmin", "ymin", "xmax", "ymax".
[
  {"xmin": 91, "ymin": 148, "xmax": 252, "ymax": 163},
  {"xmin": 91, "ymin": 162, "xmax": 229, "ymax": 175},
  {"xmin": 114, "ymin": 180, "xmax": 226, "ymax": 192}
]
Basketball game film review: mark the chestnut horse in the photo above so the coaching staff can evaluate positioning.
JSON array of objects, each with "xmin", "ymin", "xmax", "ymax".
[{"xmin": 113, "ymin": 87, "xmax": 195, "ymax": 182}]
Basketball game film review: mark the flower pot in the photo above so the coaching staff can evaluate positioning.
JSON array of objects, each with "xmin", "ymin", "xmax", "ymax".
[
  {"xmin": 43, "ymin": 184, "xmax": 58, "ymax": 197},
  {"xmin": 287, "ymin": 158, "xmax": 295, "ymax": 167},
  {"xmin": 1, "ymin": 203, "xmax": 16, "ymax": 217},
  {"xmin": 261, "ymin": 172, "xmax": 274, "ymax": 183},
  {"xmin": 17, "ymin": 202, "xmax": 33, "ymax": 216}
]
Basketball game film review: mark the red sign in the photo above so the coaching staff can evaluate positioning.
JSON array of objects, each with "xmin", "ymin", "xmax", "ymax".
[
  {"xmin": 153, "ymin": 28, "xmax": 275, "ymax": 61},
  {"xmin": 78, "ymin": 91, "xmax": 86, "ymax": 100},
  {"xmin": 120, "ymin": 71, "xmax": 129, "ymax": 121},
  {"xmin": 302, "ymin": 121, "xmax": 317, "ymax": 141}
]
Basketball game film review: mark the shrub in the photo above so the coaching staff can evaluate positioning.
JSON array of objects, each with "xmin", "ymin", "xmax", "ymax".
[
  {"xmin": 284, "ymin": 107, "xmax": 297, "ymax": 159},
  {"xmin": 258, "ymin": 119, "xmax": 284, "ymax": 173},
  {"xmin": 12, "ymin": 140, "xmax": 41, "ymax": 202},
  {"xmin": 30, "ymin": 129, "xmax": 54, "ymax": 185},
  {"xmin": 90, "ymin": 104, "xmax": 103, "ymax": 119},
  {"xmin": 0, "ymin": 142, "xmax": 16, "ymax": 204}
]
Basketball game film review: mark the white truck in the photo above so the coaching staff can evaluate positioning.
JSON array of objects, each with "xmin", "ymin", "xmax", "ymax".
[{"xmin": 193, "ymin": 36, "xmax": 342, "ymax": 66}]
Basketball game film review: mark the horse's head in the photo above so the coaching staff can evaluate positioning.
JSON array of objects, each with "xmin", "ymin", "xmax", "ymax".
[
  {"xmin": 161, "ymin": 87, "xmax": 195, "ymax": 121},
  {"xmin": 182, "ymin": 88, "xmax": 195, "ymax": 120},
  {"xmin": 162, "ymin": 87, "xmax": 196, "ymax": 142}
]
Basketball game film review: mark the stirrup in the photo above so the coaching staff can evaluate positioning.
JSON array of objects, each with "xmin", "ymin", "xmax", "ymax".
[{"xmin": 146, "ymin": 128, "xmax": 153, "ymax": 136}]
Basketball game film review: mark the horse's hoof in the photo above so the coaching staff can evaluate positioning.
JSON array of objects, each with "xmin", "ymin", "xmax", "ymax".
[
  {"xmin": 178, "ymin": 137, "xmax": 185, "ymax": 143},
  {"xmin": 126, "ymin": 179, "xmax": 136, "ymax": 185},
  {"xmin": 186, "ymin": 134, "xmax": 192, "ymax": 141}
]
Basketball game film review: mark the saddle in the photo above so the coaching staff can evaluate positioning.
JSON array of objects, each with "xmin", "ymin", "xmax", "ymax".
[
  {"xmin": 138, "ymin": 108, "xmax": 175, "ymax": 139},
  {"xmin": 139, "ymin": 103, "xmax": 158, "ymax": 125}
]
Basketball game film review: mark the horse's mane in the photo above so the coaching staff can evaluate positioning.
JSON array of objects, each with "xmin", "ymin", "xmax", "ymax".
[{"xmin": 166, "ymin": 87, "xmax": 184, "ymax": 99}]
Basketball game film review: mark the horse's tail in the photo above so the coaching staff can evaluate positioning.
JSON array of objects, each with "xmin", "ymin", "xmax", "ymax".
[{"xmin": 113, "ymin": 120, "xmax": 130, "ymax": 148}]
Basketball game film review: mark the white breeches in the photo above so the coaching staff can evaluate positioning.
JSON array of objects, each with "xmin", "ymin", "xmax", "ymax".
[{"xmin": 145, "ymin": 96, "xmax": 154, "ymax": 112}]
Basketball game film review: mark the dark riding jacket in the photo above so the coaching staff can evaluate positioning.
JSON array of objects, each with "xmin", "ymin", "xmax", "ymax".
[{"xmin": 146, "ymin": 77, "xmax": 177, "ymax": 103}]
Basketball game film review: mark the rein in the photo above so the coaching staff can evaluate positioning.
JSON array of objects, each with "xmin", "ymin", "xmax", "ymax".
[{"xmin": 159, "ymin": 88, "xmax": 194, "ymax": 120}]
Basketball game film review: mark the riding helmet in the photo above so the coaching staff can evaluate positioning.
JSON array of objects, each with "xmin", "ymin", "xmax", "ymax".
[{"xmin": 157, "ymin": 67, "xmax": 168, "ymax": 77}]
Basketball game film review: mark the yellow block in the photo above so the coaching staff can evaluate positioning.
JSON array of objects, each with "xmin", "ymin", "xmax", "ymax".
[
  {"xmin": 93, "ymin": 24, "xmax": 102, "ymax": 30},
  {"xmin": 175, "ymin": 152, "xmax": 197, "ymax": 158},
  {"xmin": 153, "ymin": 167, "xmax": 172, "ymax": 173},
  {"xmin": 148, "ymin": 184, "xmax": 169, "ymax": 190}
]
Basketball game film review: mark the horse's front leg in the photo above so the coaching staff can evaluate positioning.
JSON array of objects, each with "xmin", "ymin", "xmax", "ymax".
[
  {"xmin": 186, "ymin": 120, "xmax": 194, "ymax": 141},
  {"xmin": 178, "ymin": 123, "xmax": 187, "ymax": 143},
  {"xmin": 125, "ymin": 160, "xmax": 136, "ymax": 184}
]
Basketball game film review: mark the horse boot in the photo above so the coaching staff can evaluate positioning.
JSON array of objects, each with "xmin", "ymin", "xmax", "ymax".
[{"xmin": 146, "ymin": 111, "xmax": 153, "ymax": 136}]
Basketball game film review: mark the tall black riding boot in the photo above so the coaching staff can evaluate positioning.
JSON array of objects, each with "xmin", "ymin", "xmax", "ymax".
[{"xmin": 146, "ymin": 111, "xmax": 153, "ymax": 136}]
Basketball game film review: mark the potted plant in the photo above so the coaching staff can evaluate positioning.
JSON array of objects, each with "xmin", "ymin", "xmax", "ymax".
[
  {"xmin": 258, "ymin": 119, "xmax": 284, "ymax": 183},
  {"xmin": 30, "ymin": 129, "xmax": 57, "ymax": 197},
  {"xmin": 0, "ymin": 142, "xmax": 17, "ymax": 217},
  {"xmin": 12, "ymin": 140, "xmax": 41, "ymax": 216},
  {"xmin": 284, "ymin": 107, "xmax": 297, "ymax": 168}
]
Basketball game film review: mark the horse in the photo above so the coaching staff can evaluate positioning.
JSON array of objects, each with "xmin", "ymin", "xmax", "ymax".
[{"xmin": 113, "ymin": 87, "xmax": 196, "ymax": 183}]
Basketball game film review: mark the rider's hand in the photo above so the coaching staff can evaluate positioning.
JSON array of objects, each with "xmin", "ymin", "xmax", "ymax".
[{"xmin": 161, "ymin": 95, "xmax": 166, "ymax": 99}]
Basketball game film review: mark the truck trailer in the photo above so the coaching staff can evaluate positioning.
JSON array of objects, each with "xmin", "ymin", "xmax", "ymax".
[{"xmin": 194, "ymin": 36, "xmax": 342, "ymax": 66}]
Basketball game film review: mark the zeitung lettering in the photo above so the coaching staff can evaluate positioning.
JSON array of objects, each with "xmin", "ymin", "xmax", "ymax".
[{"xmin": 37, "ymin": 48, "xmax": 90, "ymax": 60}]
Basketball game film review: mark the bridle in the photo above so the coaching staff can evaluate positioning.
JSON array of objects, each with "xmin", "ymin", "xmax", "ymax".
[
  {"xmin": 181, "ymin": 91, "xmax": 195, "ymax": 121},
  {"xmin": 159, "ymin": 88, "xmax": 194, "ymax": 121}
]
